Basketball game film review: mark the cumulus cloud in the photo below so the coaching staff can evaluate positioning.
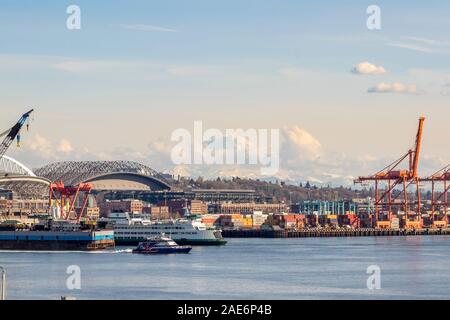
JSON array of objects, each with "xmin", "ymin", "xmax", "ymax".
[
  {"xmin": 368, "ymin": 82, "xmax": 419, "ymax": 94},
  {"xmin": 28, "ymin": 134, "xmax": 54, "ymax": 159},
  {"xmin": 57, "ymin": 139, "xmax": 73, "ymax": 153},
  {"xmin": 351, "ymin": 62, "xmax": 386, "ymax": 75},
  {"xmin": 281, "ymin": 126, "xmax": 322, "ymax": 162},
  {"xmin": 9, "ymin": 126, "xmax": 447, "ymax": 187},
  {"xmin": 146, "ymin": 126, "xmax": 327, "ymax": 182},
  {"xmin": 143, "ymin": 125, "xmax": 396, "ymax": 186}
]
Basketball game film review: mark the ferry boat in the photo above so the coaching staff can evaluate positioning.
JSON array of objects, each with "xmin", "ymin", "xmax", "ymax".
[
  {"xmin": 0, "ymin": 219, "xmax": 115, "ymax": 251},
  {"xmin": 103, "ymin": 212, "xmax": 227, "ymax": 246},
  {"xmin": 132, "ymin": 235, "xmax": 192, "ymax": 254}
]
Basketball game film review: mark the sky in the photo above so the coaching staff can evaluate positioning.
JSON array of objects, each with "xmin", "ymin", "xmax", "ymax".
[{"xmin": 1, "ymin": 0, "xmax": 450, "ymax": 185}]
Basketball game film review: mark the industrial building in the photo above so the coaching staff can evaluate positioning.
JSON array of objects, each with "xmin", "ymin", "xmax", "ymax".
[
  {"xmin": 99, "ymin": 199, "xmax": 144, "ymax": 216},
  {"xmin": 103, "ymin": 188, "xmax": 262, "ymax": 204},
  {"xmin": 210, "ymin": 202, "xmax": 289, "ymax": 215}
]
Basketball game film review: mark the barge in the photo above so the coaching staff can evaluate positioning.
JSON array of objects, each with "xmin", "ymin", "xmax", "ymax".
[
  {"xmin": 0, "ymin": 230, "xmax": 115, "ymax": 250},
  {"xmin": 0, "ymin": 220, "xmax": 115, "ymax": 251}
]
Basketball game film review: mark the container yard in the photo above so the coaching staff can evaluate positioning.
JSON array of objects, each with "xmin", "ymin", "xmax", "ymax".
[{"xmin": 222, "ymin": 227, "xmax": 450, "ymax": 238}]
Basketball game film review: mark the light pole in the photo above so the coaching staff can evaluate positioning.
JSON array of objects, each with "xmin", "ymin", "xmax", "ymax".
[{"xmin": 0, "ymin": 266, "xmax": 5, "ymax": 300}]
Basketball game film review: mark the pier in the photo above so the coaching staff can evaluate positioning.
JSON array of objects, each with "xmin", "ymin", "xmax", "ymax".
[{"xmin": 222, "ymin": 228, "xmax": 450, "ymax": 238}]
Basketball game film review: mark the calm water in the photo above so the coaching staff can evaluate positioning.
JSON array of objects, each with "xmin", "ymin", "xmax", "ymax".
[{"xmin": 1, "ymin": 236, "xmax": 450, "ymax": 300}]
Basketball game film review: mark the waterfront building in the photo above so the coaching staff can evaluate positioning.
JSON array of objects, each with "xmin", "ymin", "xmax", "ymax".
[
  {"xmin": 99, "ymin": 199, "xmax": 143, "ymax": 216},
  {"xmin": 0, "ymin": 198, "xmax": 49, "ymax": 218},
  {"xmin": 292, "ymin": 200, "xmax": 358, "ymax": 216},
  {"xmin": 212, "ymin": 202, "xmax": 288, "ymax": 215}
]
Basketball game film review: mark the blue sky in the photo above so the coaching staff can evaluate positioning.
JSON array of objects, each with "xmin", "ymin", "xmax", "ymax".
[{"xmin": 1, "ymin": 1, "xmax": 450, "ymax": 184}]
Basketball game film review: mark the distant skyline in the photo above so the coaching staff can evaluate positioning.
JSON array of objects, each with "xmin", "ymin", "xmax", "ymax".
[{"xmin": 1, "ymin": 1, "xmax": 450, "ymax": 185}]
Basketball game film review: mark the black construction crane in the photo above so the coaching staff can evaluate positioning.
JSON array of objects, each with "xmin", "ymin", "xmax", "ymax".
[{"xmin": 0, "ymin": 109, "xmax": 34, "ymax": 159}]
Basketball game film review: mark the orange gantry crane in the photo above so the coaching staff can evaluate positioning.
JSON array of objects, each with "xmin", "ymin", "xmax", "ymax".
[
  {"xmin": 49, "ymin": 180, "xmax": 93, "ymax": 223},
  {"xmin": 355, "ymin": 117, "xmax": 425, "ymax": 228},
  {"xmin": 420, "ymin": 165, "xmax": 450, "ymax": 227}
]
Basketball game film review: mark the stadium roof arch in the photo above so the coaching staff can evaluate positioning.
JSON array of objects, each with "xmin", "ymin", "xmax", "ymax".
[
  {"xmin": 34, "ymin": 160, "xmax": 172, "ymax": 191},
  {"xmin": 0, "ymin": 156, "xmax": 50, "ymax": 198}
]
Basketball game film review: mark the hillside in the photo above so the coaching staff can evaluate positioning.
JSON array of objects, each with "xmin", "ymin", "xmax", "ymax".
[{"xmin": 172, "ymin": 177, "xmax": 371, "ymax": 203}]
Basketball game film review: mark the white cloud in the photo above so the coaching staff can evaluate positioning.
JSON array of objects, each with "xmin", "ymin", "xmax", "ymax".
[
  {"xmin": 119, "ymin": 24, "xmax": 177, "ymax": 33},
  {"xmin": 148, "ymin": 126, "xmax": 327, "ymax": 182},
  {"xmin": 281, "ymin": 126, "xmax": 322, "ymax": 162},
  {"xmin": 27, "ymin": 134, "xmax": 54, "ymax": 159},
  {"xmin": 57, "ymin": 139, "xmax": 73, "ymax": 153},
  {"xmin": 9, "ymin": 134, "xmax": 154, "ymax": 170},
  {"xmin": 0, "ymin": 54, "xmax": 231, "ymax": 79},
  {"xmin": 166, "ymin": 65, "xmax": 223, "ymax": 76},
  {"xmin": 368, "ymin": 82, "xmax": 419, "ymax": 94},
  {"xmin": 388, "ymin": 42, "xmax": 433, "ymax": 53},
  {"xmin": 351, "ymin": 62, "xmax": 386, "ymax": 75},
  {"xmin": 0, "ymin": 55, "xmax": 126, "ymax": 74},
  {"xmin": 9, "ymin": 128, "xmax": 447, "ymax": 187},
  {"xmin": 53, "ymin": 59, "xmax": 225, "ymax": 77},
  {"xmin": 401, "ymin": 36, "xmax": 447, "ymax": 46},
  {"xmin": 52, "ymin": 60, "xmax": 134, "ymax": 73}
]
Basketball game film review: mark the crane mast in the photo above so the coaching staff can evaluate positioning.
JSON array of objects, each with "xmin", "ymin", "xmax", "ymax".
[{"xmin": 0, "ymin": 109, "xmax": 34, "ymax": 159}]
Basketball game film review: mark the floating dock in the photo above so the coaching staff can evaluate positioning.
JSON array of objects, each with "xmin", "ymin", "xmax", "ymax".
[{"xmin": 222, "ymin": 228, "xmax": 450, "ymax": 238}]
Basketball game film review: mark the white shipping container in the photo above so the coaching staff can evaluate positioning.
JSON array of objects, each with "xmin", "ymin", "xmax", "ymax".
[{"xmin": 391, "ymin": 218, "xmax": 400, "ymax": 229}]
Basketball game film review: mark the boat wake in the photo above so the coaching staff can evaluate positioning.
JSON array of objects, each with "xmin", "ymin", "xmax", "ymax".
[
  {"xmin": 112, "ymin": 248, "xmax": 133, "ymax": 254},
  {"xmin": 0, "ymin": 248, "xmax": 134, "ymax": 254}
]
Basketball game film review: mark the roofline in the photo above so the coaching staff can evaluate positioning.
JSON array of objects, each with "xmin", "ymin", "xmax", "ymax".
[
  {"xmin": 0, "ymin": 175, "xmax": 50, "ymax": 185},
  {"xmin": 81, "ymin": 172, "xmax": 172, "ymax": 190}
]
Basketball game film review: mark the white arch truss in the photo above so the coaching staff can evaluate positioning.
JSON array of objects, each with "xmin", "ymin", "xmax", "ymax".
[{"xmin": 0, "ymin": 155, "xmax": 36, "ymax": 176}]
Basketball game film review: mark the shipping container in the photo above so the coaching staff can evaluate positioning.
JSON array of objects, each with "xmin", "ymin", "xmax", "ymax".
[
  {"xmin": 376, "ymin": 221, "xmax": 391, "ymax": 229},
  {"xmin": 433, "ymin": 220, "xmax": 447, "ymax": 228},
  {"xmin": 405, "ymin": 220, "xmax": 422, "ymax": 229},
  {"xmin": 390, "ymin": 217, "xmax": 400, "ymax": 230}
]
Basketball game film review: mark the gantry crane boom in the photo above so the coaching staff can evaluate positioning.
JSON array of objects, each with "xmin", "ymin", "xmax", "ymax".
[
  {"xmin": 0, "ymin": 109, "xmax": 34, "ymax": 159},
  {"xmin": 420, "ymin": 165, "xmax": 450, "ymax": 223},
  {"xmin": 411, "ymin": 117, "xmax": 425, "ymax": 179},
  {"xmin": 355, "ymin": 117, "xmax": 425, "ymax": 182},
  {"xmin": 354, "ymin": 117, "xmax": 425, "ymax": 228}
]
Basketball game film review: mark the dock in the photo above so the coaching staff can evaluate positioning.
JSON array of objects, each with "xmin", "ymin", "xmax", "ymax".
[{"xmin": 222, "ymin": 228, "xmax": 450, "ymax": 238}]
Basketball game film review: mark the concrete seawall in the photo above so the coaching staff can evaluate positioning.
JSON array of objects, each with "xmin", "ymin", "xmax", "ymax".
[{"xmin": 222, "ymin": 228, "xmax": 450, "ymax": 238}]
